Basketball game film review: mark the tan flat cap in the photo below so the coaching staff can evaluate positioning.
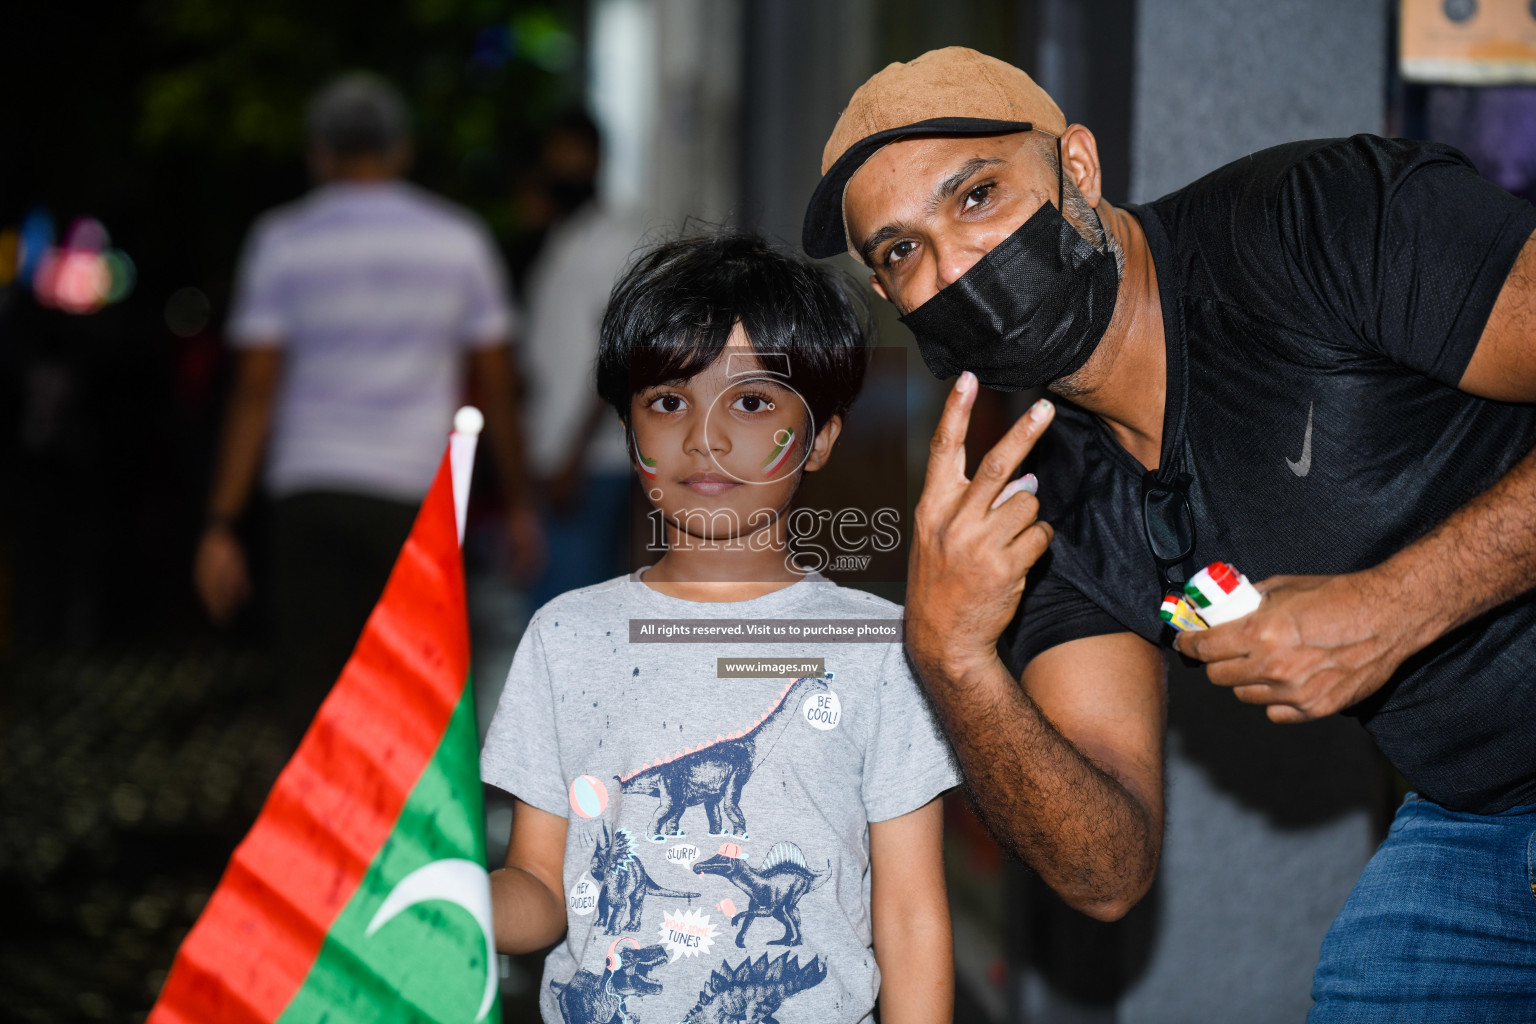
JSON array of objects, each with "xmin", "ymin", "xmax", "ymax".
[{"xmin": 801, "ymin": 46, "xmax": 1065, "ymax": 259}]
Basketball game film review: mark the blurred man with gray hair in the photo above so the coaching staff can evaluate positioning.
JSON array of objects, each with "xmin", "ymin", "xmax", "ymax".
[{"xmin": 195, "ymin": 72, "xmax": 538, "ymax": 728}]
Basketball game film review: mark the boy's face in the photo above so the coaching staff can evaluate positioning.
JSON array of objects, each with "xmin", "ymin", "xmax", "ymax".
[{"xmin": 628, "ymin": 324, "xmax": 840, "ymax": 543}]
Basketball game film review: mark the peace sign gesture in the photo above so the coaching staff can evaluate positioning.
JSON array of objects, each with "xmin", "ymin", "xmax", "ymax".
[{"xmin": 905, "ymin": 371, "xmax": 1057, "ymax": 684}]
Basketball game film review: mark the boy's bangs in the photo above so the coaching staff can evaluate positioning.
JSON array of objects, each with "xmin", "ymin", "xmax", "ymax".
[
  {"xmin": 627, "ymin": 316, "xmax": 737, "ymax": 393},
  {"xmin": 629, "ymin": 280, "xmax": 804, "ymax": 391}
]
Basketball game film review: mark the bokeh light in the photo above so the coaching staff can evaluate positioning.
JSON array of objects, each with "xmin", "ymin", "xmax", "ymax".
[
  {"xmin": 102, "ymin": 252, "xmax": 137, "ymax": 304},
  {"xmin": 35, "ymin": 249, "xmax": 111, "ymax": 314},
  {"xmin": 14, "ymin": 211, "xmax": 136, "ymax": 315},
  {"xmin": 17, "ymin": 207, "xmax": 55, "ymax": 285},
  {"xmin": 470, "ymin": 12, "xmax": 576, "ymax": 75},
  {"xmin": 514, "ymin": 10, "xmax": 576, "ymax": 73},
  {"xmin": 164, "ymin": 287, "xmax": 212, "ymax": 338}
]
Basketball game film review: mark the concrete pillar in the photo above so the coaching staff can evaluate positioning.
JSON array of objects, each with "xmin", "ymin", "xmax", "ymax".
[{"xmin": 1131, "ymin": 0, "xmax": 1388, "ymax": 200}]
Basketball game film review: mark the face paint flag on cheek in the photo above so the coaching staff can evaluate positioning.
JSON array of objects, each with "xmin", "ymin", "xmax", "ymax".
[
  {"xmin": 633, "ymin": 434, "xmax": 659, "ymax": 479},
  {"xmin": 762, "ymin": 427, "xmax": 796, "ymax": 478}
]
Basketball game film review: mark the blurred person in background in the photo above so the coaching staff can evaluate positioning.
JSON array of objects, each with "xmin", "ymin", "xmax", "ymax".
[
  {"xmin": 516, "ymin": 111, "xmax": 641, "ymax": 610},
  {"xmin": 193, "ymin": 72, "xmax": 538, "ymax": 730}
]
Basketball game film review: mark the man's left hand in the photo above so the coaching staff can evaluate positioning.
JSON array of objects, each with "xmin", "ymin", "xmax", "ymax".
[{"xmin": 1172, "ymin": 572, "xmax": 1420, "ymax": 723}]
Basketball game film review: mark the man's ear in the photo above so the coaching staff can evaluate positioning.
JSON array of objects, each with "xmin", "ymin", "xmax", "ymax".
[
  {"xmin": 1060, "ymin": 124, "xmax": 1104, "ymax": 209},
  {"xmin": 868, "ymin": 275, "xmax": 890, "ymax": 303},
  {"xmin": 801, "ymin": 414, "xmax": 844, "ymax": 473}
]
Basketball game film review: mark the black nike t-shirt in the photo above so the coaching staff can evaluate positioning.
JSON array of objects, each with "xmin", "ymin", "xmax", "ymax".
[{"xmin": 1002, "ymin": 134, "xmax": 1536, "ymax": 815}]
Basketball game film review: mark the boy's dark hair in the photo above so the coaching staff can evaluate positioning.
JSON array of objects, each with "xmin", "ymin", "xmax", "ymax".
[{"xmin": 597, "ymin": 231, "xmax": 871, "ymax": 435}]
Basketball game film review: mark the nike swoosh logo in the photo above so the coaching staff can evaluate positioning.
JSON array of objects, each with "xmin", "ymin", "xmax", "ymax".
[{"xmin": 1287, "ymin": 401, "xmax": 1313, "ymax": 477}]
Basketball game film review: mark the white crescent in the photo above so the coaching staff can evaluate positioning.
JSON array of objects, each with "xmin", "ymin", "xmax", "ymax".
[{"xmin": 365, "ymin": 858, "xmax": 497, "ymax": 1022}]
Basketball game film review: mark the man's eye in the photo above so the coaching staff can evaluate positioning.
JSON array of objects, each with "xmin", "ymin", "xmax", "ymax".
[
  {"xmin": 650, "ymin": 394, "xmax": 685, "ymax": 413},
  {"xmin": 884, "ymin": 239, "xmax": 916, "ymax": 266},
  {"xmin": 962, "ymin": 183, "xmax": 993, "ymax": 211}
]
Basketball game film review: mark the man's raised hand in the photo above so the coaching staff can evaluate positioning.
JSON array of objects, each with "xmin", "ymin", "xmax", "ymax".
[{"xmin": 906, "ymin": 371, "xmax": 1056, "ymax": 685}]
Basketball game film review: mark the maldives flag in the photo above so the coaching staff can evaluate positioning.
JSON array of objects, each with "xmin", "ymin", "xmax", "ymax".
[{"xmin": 151, "ymin": 410, "xmax": 499, "ymax": 1024}]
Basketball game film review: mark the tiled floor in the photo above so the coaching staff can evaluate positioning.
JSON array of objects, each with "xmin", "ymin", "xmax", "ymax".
[{"xmin": 1, "ymin": 646, "xmax": 291, "ymax": 1022}]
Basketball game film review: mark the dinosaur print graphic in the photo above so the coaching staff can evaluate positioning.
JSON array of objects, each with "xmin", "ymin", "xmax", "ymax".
[
  {"xmin": 679, "ymin": 952, "xmax": 827, "ymax": 1024},
  {"xmin": 693, "ymin": 841, "xmax": 829, "ymax": 947},
  {"xmin": 591, "ymin": 823, "xmax": 701, "ymax": 936},
  {"xmin": 616, "ymin": 677, "xmax": 830, "ymax": 842},
  {"xmin": 549, "ymin": 940, "xmax": 668, "ymax": 1024}
]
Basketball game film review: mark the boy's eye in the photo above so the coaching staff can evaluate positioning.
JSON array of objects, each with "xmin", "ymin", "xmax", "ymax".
[
  {"xmin": 649, "ymin": 393, "xmax": 686, "ymax": 413},
  {"xmin": 962, "ymin": 182, "xmax": 993, "ymax": 211},
  {"xmin": 731, "ymin": 392, "xmax": 775, "ymax": 413}
]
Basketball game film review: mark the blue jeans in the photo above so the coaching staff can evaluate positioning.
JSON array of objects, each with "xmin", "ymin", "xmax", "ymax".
[{"xmin": 1308, "ymin": 792, "xmax": 1536, "ymax": 1023}]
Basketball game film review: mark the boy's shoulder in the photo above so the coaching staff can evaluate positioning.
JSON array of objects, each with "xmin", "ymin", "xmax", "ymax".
[
  {"xmin": 793, "ymin": 578, "xmax": 903, "ymax": 618},
  {"xmin": 527, "ymin": 573, "xmax": 634, "ymax": 628}
]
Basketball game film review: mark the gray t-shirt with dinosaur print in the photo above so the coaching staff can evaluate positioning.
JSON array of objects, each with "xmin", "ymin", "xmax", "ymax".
[{"xmin": 481, "ymin": 568, "xmax": 961, "ymax": 1024}]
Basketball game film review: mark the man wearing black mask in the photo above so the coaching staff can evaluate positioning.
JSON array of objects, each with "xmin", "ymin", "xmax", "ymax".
[{"xmin": 803, "ymin": 47, "xmax": 1536, "ymax": 1021}]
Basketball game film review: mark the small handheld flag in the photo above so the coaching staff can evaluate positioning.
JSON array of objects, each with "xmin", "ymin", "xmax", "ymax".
[
  {"xmin": 1160, "ymin": 592, "xmax": 1207, "ymax": 633},
  {"xmin": 150, "ymin": 408, "xmax": 499, "ymax": 1024},
  {"xmin": 1183, "ymin": 561, "xmax": 1262, "ymax": 626},
  {"xmin": 1158, "ymin": 562, "xmax": 1264, "ymax": 633}
]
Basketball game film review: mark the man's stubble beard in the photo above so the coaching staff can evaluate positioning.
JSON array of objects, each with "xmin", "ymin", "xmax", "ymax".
[
  {"xmin": 1063, "ymin": 172, "xmax": 1126, "ymax": 277},
  {"xmin": 1049, "ymin": 173, "xmax": 1126, "ymax": 400}
]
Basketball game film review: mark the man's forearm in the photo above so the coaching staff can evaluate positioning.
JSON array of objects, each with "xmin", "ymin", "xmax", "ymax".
[
  {"xmin": 469, "ymin": 345, "xmax": 531, "ymax": 504},
  {"xmin": 483, "ymin": 400, "xmax": 530, "ymax": 505},
  {"xmin": 207, "ymin": 349, "xmax": 282, "ymax": 522},
  {"xmin": 1372, "ymin": 442, "xmax": 1536, "ymax": 649},
  {"xmin": 915, "ymin": 652, "xmax": 1159, "ymax": 920}
]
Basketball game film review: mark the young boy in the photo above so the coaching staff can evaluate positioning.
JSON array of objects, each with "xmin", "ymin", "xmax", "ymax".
[{"xmin": 481, "ymin": 232, "xmax": 961, "ymax": 1024}]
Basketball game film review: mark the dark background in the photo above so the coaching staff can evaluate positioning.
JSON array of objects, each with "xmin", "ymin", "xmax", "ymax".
[
  {"xmin": 0, "ymin": 3, "xmax": 587, "ymax": 1020},
  {"xmin": 0, "ymin": 0, "xmax": 584, "ymax": 653}
]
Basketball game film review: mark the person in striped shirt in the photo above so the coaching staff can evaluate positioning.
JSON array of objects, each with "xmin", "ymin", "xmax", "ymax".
[{"xmin": 195, "ymin": 72, "xmax": 539, "ymax": 731}]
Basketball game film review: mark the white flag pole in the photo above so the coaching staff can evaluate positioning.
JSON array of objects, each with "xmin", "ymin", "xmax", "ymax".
[{"xmin": 449, "ymin": 406, "xmax": 483, "ymax": 547}]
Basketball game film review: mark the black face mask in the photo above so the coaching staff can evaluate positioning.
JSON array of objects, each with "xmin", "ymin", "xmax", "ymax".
[{"xmin": 898, "ymin": 152, "xmax": 1120, "ymax": 392}]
